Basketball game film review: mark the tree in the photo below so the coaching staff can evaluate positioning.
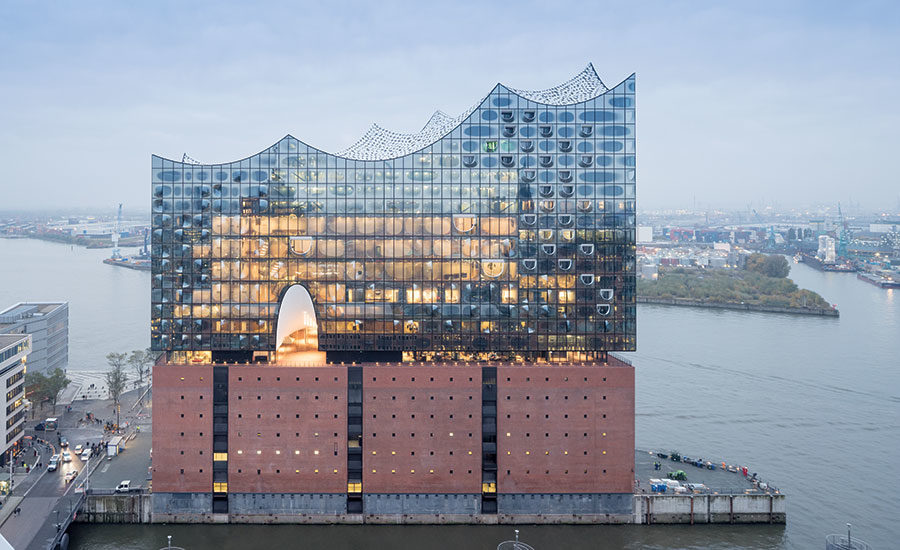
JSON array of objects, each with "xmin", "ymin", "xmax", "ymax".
[
  {"xmin": 746, "ymin": 253, "xmax": 790, "ymax": 278},
  {"xmin": 745, "ymin": 253, "xmax": 767, "ymax": 274},
  {"xmin": 44, "ymin": 368, "xmax": 71, "ymax": 414},
  {"xmin": 128, "ymin": 348, "xmax": 154, "ymax": 389},
  {"xmin": 25, "ymin": 370, "xmax": 48, "ymax": 418},
  {"xmin": 762, "ymin": 254, "xmax": 790, "ymax": 278},
  {"xmin": 106, "ymin": 352, "xmax": 129, "ymax": 432}
]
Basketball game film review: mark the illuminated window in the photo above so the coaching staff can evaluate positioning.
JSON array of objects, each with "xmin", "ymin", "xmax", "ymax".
[
  {"xmin": 213, "ymin": 452, "xmax": 228, "ymax": 461},
  {"xmin": 481, "ymin": 259, "xmax": 506, "ymax": 278},
  {"xmin": 213, "ymin": 482, "xmax": 228, "ymax": 493}
]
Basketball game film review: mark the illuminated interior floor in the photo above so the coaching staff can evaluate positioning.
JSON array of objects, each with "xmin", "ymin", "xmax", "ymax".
[{"xmin": 276, "ymin": 328, "xmax": 326, "ymax": 365}]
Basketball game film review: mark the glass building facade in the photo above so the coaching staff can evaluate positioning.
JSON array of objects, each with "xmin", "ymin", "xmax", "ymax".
[{"xmin": 151, "ymin": 66, "xmax": 635, "ymax": 362}]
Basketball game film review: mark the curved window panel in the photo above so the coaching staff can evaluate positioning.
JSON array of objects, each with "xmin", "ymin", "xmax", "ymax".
[
  {"xmin": 289, "ymin": 237, "xmax": 315, "ymax": 257},
  {"xmin": 452, "ymin": 216, "xmax": 477, "ymax": 234},
  {"xmin": 481, "ymin": 260, "xmax": 506, "ymax": 279}
]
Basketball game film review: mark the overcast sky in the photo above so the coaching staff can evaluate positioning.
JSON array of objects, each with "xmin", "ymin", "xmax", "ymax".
[{"xmin": 1, "ymin": 0, "xmax": 898, "ymax": 212}]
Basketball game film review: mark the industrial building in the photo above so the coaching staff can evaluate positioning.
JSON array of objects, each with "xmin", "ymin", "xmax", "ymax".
[{"xmin": 151, "ymin": 65, "xmax": 636, "ymax": 521}]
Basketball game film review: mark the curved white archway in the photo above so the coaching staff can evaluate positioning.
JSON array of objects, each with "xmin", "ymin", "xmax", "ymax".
[{"xmin": 275, "ymin": 285, "xmax": 320, "ymax": 363}]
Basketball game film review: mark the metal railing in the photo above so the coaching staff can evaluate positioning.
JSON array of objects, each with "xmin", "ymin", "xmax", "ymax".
[{"xmin": 46, "ymin": 490, "xmax": 85, "ymax": 550}]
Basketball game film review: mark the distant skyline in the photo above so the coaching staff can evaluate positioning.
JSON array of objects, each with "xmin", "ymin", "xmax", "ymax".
[{"xmin": 1, "ymin": 0, "xmax": 898, "ymax": 210}]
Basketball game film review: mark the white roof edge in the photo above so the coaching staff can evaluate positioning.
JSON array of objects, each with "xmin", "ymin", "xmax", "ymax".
[{"xmin": 337, "ymin": 64, "xmax": 609, "ymax": 161}]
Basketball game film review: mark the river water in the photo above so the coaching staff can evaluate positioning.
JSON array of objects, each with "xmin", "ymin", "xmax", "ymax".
[{"xmin": 1, "ymin": 238, "xmax": 896, "ymax": 549}]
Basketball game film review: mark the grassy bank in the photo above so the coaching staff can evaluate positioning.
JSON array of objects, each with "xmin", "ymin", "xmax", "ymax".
[{"xmin": 638, "ymin": 267, "xmax": 834, "ymax": 311}]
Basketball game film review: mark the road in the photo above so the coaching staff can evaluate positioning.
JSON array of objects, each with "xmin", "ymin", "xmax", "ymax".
[
  {"xmin": 1, "ymin": 386, "xmax": 151, "ymax": 549},
  {"xmin": 0, "ymin": 442, "xmax": 93, "ymax": 549}
]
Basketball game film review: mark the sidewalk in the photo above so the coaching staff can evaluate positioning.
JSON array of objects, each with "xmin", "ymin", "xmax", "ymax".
[{"xmin": 0, "ymin": 496, "xmax": 23, "ymax": 528}]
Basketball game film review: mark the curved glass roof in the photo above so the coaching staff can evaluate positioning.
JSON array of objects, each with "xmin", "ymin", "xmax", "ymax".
[{"xmin": 174, "ymin": 63, "xmax": 621, "ymax": 164}]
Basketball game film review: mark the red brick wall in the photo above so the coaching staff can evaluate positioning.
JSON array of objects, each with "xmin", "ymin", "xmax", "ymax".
[
  {"xmin": 496, "ymin": 363, "xmax": 634, "ymax": 493},
  {"xmin": 151, "ymin": 365, "xmax": 214, "ymax": 493},
  {"xmin": 152, "ymin": 360, "xmax": 634, "ymax": 498},
  {"xmin": 362, "ymin": 365, "xmax": 482, "ymax": 493},
  {"xmin": 227, "ymin": 366, "xmax": 347, "ymax": 493}
]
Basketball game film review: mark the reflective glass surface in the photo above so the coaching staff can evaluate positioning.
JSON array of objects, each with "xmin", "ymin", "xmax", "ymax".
[{"xmin": 151, "ymin": 75, "xmax": 636, "ymax": 359}]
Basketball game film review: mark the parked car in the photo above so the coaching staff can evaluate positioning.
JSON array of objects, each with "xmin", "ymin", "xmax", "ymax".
[
  {"xmin": 62, "ymin": 451, "xmax": 72, "ymax": 462},
  {"xmin": 80, "ymin": 450, "xmax": 91, "ymax": 461},
  {"xmin": 65, "ymin": 470, "xmax": 78, "ymax": 483},
  {"xmin": 115, "ymin": 480, "xmax": 132, "ymax": 493},
  {"xmin": 74, "ymin": 444, "xmax": 83, "ymax": 454}
]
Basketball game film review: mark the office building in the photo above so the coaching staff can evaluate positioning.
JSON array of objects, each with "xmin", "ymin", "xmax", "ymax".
[
  {"xmin": 152, "ymin": 65, "xmax": 637, "ymax": 522},
  {"xmin": 0, "ymin": 334, "xmax": 30, "ymax": 468},
  {"xmin": 0, "ymin": 302, "xmax": 68, "ymax": 374}
]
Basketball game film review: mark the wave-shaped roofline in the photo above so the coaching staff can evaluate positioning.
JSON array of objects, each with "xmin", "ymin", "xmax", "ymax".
[{"xmin": 155, "ymin": 67, "xmax": 634, "ymax": 166}]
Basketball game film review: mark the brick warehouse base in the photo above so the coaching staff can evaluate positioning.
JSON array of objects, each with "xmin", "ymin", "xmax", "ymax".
[{"xmin": 151, "ymin": 358, "xmax": 634, "ymax": 522}]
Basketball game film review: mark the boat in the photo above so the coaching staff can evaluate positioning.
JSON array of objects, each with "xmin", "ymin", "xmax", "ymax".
[
  {"xmin": 103, "ymin": 256, "xmax": 151, "ymax": 271},
  {"xmin": 798, "ymin": 252, "xmax": 856, "ymax": 273},
  {"xmin": 857, "ymin": 271, "xmax": 900, "ymax": 289}
]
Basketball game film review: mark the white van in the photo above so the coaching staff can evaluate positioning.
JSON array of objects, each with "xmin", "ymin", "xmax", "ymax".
[{"xmin": 115, "ymin": 480, "xmax": 131, "ymax": 493}]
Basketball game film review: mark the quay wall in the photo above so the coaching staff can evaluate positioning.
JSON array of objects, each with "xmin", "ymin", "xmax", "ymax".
[
  {"xmin": 76, "ymin": 494, "xmax": 152, "ymax": 524},
  {"xmin": 633, "ymin": 493, "xmax": 786, "ymax": 524},
  {"xmin": 77, "ymin": 492, "xmax": 785, "ymax": 525},
  {"xmin": 637, "ymin": 296, "xmax": 839, "ymax": 317}
]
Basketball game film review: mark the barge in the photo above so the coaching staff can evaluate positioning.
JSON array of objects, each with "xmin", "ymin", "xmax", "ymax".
[
  {"xmin": 857, "ymin": 271, "xmax": 900, "ymax": 289},
  {"xmin": 103, "ymin": 256, "xmax": 151, "ymax": 271},
  {"xmin": 799, "ymin": 252, "xmax": 856, "ymax": 273}
]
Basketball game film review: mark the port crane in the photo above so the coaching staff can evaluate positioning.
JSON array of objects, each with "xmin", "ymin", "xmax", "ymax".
[{"xmin": 111, "ymin": 203, "xmax": 122, "ymax": 259}]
